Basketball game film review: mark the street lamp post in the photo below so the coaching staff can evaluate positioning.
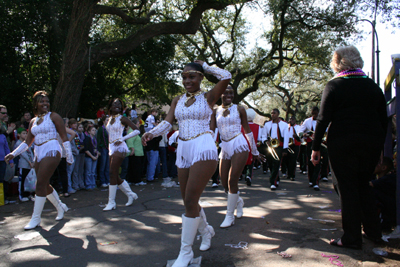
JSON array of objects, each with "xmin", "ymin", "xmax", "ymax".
[{"xmin": 357, "ymin": 18, "xmax": 380, "ymax": 86}]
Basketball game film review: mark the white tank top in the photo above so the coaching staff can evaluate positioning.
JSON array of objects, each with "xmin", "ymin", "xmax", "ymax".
[
  {"xmin": 216, "ymin": 104, "xmax": 242, "ymax": 141},
  {"xmin": 31, "ymin": 112, "xmax": 58, "ymax": 145},
  {"xmin": 175, "ymin": 92, "xmax": 212, "ymax": 140},
  {"xmin": 106, "ymin": 115, "xmax": 124, "ymax": 143}
]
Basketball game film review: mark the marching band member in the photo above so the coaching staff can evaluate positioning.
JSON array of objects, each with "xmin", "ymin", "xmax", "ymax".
[
  {"xmin": 5, "ymin": 91, "xmax": 73, "ymax": 229},
  {"xmin": 286, "ymin": 116, "xmax": 301, "ymax": 181},
  {"xmin": 299, "ymin": 107, "xmax": 321, "ymax": 191},
  {"xmin": 261, "ymin": 109, "xmax": 289, "ymax": 190},
  {"xmin": 142, "ymin": 60, "xmax": 231, "ymax": 266},
  {"xmin": 211, "ymin": 86, "xmax": 263, "ymax": 228}
]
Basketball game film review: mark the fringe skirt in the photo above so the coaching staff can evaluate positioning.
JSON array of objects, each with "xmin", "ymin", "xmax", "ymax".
[
  {"xmin": 176, "ymin": 133, "xmax": 218, "ymax": 169},
  {"xmin": 109, "ymin": 142, "xmax": 129, "ymax": 156},
  {"xmin": 219, "ymin": 134, "xmax": 250, "ymax": 160},
  {"xmin": 34, "ymin": 140, "xmax": 62, "ymax": 162}
]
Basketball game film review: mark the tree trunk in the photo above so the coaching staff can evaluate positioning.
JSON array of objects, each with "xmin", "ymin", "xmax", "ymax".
[{"xmin": 53, "ymin": 0, "xmax": 98, "ymax": 117}]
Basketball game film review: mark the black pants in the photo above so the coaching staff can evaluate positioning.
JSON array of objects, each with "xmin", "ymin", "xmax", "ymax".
[
  {"xmin": 167, "ymin": 151, "xmax": 177, "ymax": 178},
  {"xmin": 51, "ymin": 158, "xmax": 68, "ymax": 194},
  {"xmin": 267, "ymin": 146, "xmax": 282, "ymax": 186},
  {"xmin": 306, "ymin": 142, "xmax": 321, "ymax": 186},
  {"xmin": 299, "ymin": 144, "xmax": 307, "ymax": 172},
  {"xmin": 287, "ymin": 145, "xmax": 300, "ymax": 179},
  {"xmin": 128, "ymin": 155, "xmax": 144, "ymax": 184},
  {"xmin": 320, "ymin": 145, "xmax": 329, "ymax": 178},
  {"xmin": 258, "ymin": 144, "xmax": 269, "ymax": 172},
  {"xmin": 329, "ymin": 135, "xmax": 383, "ymax": 246}
]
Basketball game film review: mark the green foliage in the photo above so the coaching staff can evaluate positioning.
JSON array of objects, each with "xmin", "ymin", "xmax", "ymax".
[
  {"xmin": 0, "ymin": 0, "xmax": 71, "ymax": 121},
  {"xmin": 176, "ymin": 0, "xmax": 359, "ymax": 118}
]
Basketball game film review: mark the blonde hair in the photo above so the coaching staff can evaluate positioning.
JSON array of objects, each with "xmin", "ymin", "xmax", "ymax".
[{"xmin": 330, "ymin": 45, "xmax": 364, "ymax": 73}]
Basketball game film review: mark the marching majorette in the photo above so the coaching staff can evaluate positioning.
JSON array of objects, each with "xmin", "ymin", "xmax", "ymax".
[
  {"xmin": 142, "ymin": 60, "xmax": 231, "ymax": 267},
  {"xmin": 5, "ymin": 91, "xmax": 74, "ymax": 230},
  {"xmin": 211, "ymin": 86, "xmax": 264, "ymax": 228},
  {"xmin": 102, "ymin": 98, "xmax": 140, "ymax": 211}
]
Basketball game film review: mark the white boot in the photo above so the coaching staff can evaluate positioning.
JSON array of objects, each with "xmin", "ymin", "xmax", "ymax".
[
  {"xmin": 47, "ymin": 190, "xmax": 68, "ymax": 220},
  {"xmin": 24, "ymin": 196, "xmax": 46, "ymax": 230},
  {"xmin": 198, "ymin": 208, "xmax": 215, "ymax": 251},
  {"xmin": 220, "ymin": 192, "xmax": 239, "ymax": 228},
  {"xmin": 236, "ymin": 191, "xmax": 244, "ymax": 218},
  {"xmin": 103, "ymin": 185, "xmax": 117, "ymax": 211},
  {"xmin": 118, "ymin": 180, "xmax": 138, "ymax": 206},
  {"xmin": 172, "ymin": 215, "xmax": 201, "ymax": 267}
]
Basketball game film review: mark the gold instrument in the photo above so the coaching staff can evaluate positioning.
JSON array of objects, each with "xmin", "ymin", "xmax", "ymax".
[
  {"xmin": 288, "ymin": 138, "xmax": 293, "ymax": 146},
  {"xmin": 286, "ymin": 138, "xmax": 294, "ymax": 153},
  {"xmin": 266, "ymin": 139, "xmax": 280, "ymax": 161},
  {"xmin": 270, "ymin": 138, "xmax": 280, "ymax": 148},
  {"xmin": 322, "ymin": 133, "xmax": 327, "ymax": 142}
]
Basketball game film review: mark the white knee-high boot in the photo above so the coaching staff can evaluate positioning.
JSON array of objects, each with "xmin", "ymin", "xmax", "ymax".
[
  {"xmin": 198, "ymin": 208, "xmax": 215, "ymax": 251},
  {"xmin": 24, "ymin": 196, "xmax": 46, "ymax": 230},
  {"xmin": 172, "ymin": 215, "xmax": 201, "ymax": 267},
  {"xmin": 47, "ymin": 190, "xmax": 68, "ymax": 220},
  {"xmin": 220, "ymin": 192, "xmax": 239, "ymax": 228},
  {"xmin": 103, "ymin": 185, "xmax": 117, "ymax": 211},
  {"xmin": 118, "ymin": 180, "xmax": 138, "ymax": 206},
  {"xmin": 236, "ymin": 191, "xmax": 244, "ymax": 218}
]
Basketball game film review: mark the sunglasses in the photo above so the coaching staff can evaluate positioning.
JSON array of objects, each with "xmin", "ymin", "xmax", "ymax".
[{"xmin": 0, "ymin": 112, "xmax": 7, "ymax": 115}]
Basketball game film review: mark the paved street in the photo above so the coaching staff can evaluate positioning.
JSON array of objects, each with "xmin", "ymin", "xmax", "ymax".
[{"xmin": 1, "ymin": 169, "xmax": 399, "ymax": 267}]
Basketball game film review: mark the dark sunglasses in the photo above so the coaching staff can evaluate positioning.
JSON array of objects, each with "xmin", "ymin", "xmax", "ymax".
[{"xmin": 0, "ymin": 112, "xmax": 7, "ymax": 115}]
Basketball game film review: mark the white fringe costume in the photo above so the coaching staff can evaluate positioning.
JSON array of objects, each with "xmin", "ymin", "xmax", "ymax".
[
  {"xmin": 175, "ymin": 91, "xmax": 218, "ymax": 169},
  {"xmin": 30, "ymin": 112, "xmax": 62, "ymax": 162},
  {"xmin": 216, "ymin": 104, "xmax": 250, "ymax": 160},
  {"xmin": 106, "ymin": 115, "xmax": 130, "ymax": 156}
]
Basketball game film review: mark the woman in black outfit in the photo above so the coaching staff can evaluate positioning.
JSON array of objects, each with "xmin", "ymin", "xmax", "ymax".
[{"xmin": 311, "ymin": 45, "xmax": 388, "ymax": 249}]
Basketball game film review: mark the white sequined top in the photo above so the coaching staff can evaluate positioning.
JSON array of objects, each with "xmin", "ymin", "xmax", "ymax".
[
  {"xmin": 106, "ymin": 115, "xmax": 124, "ymax": 143},
  {"xmin": 31, "ymin": 112, "xmax": 58, "ymax": 145},
  {"xmin": 216, "ymin": 104, "xmax": 242, "ymax": 141},
  {"xmin": 175, "ymin": 92, "xmax": 213, "ymax": 140}
]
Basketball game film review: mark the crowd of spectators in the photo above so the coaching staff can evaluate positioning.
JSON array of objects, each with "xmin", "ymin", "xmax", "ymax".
[{"xmin": 0, "ymin": 104, "xmax": 179, "ymax": 204}]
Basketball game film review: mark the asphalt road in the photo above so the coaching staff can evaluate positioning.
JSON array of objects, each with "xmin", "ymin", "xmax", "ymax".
[{"xmin": 1, "ymin": 168, "xmax": 399, "ymax": 267}]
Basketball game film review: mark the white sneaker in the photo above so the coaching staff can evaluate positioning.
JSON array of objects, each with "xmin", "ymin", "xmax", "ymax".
[
  {"xmin": 253, "ymin": 166, "xmax": 257, "ymax": 170},
  {"xmin": 101, "ymin": 184, "xmax": 108, "ymax": 188},
  {"xmin": 313, "ymin": 185, "xmax": 320, "ymax": 191},
  {"xmin": 212, "ymin": 183, "xmax": 218, "ymax": 188},
  {"xmin": 282, "ymin": 173, "xmax": 287, "ymax": 177},
  {"xmin": 138, "ymin": 181, "xmax": 147, "ymax": 186},
  {"xmin": 276, "ymin": 181, "xmax": 279, "ymax": 186},
  {"xmin": 19, "ymin": 197, "xmax": 29, "ymax": 202},
  {"xmin": 263, "ymin": 171, "xmax": 267, "ymax": 174},
  {"xmin": 322, "ymin": 177, "xmax": 328, "ymax": 182},
  {"xmin": 270, "ymin": 185, "xmax": 277, "ymax": 190},
  {"xmin": 302, "ymin": 171, "xmax": 307, "ymax": 175}
]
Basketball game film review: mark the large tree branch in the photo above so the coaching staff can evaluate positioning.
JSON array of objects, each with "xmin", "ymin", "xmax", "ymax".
[
  {"xmin": 91, "ymin": 0, "xmax": 250, "ymax": 63},
  {"xmin": 242, "ymin": 99, "xmax": 270, "ymax": 118},
  {"xmin": 94, "ymin": 5, "xmax": 155, "ymax": 25}
]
